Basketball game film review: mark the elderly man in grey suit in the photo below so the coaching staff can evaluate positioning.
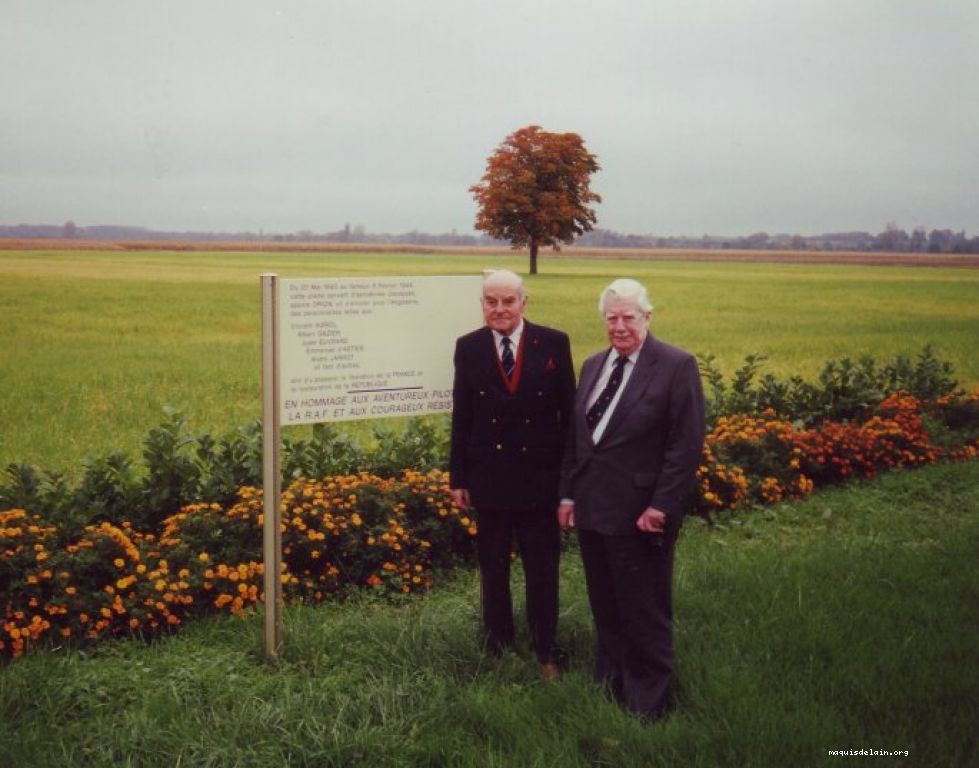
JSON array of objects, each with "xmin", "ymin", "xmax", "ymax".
[{"xmin": 558, "ymin": 278, "xmax": 705, "ymax": 720}]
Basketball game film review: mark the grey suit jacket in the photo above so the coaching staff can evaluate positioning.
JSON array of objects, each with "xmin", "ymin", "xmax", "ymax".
[{"xmin": 559, "ymin": 333, "xmax": 706, "ymax": 535}]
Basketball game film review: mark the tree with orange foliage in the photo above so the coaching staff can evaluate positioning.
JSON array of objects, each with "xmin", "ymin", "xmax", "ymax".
[{"xmin": 470, "ymin": 125, "xmax": 601, "ymax": 274}]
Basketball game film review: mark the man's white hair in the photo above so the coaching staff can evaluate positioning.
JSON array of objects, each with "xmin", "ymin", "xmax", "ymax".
[
  {"xmin": 598, "ymin": 278, "xmax": 653, "ymax": 314},
  {"xmin": 482, "ymin": 269, "xmax": 526, "ymax": 299}
]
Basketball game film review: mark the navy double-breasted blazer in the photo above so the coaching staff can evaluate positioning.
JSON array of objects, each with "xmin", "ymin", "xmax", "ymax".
[
  {"xmin": 560, "ymin": 333, "xmax": 706, "ymax": 535},
  {"xmin": 449, "ymin": 321, "xmax": 576, "ymax": 510}
]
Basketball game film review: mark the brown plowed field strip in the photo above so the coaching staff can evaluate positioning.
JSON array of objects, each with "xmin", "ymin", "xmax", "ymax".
[{"xmin": 2, "ymin": 238, "xmax": 977, "ymax": 268}]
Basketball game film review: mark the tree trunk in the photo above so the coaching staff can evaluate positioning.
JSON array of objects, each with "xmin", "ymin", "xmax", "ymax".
[{"xmin": 529, "ymin": 240, "xmax": 539, "ymax": 275}]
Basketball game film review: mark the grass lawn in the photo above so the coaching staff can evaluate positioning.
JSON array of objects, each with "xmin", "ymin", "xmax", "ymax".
[
  {"xmin": 2, "ymin": 249, "xmax": 977, "ymax": 473},
  {"xmin": 1, "ymin": 460, "xmax": 976, "ymax": 767}
]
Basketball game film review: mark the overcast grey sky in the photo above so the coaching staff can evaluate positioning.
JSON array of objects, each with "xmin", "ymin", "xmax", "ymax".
[{"xmin": 2, "ymin": 0, "xmax": 977, "ymax": 237}]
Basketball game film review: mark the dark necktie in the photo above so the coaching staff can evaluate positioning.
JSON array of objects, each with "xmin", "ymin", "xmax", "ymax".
[
  {"xmin": 500, "ymin": 336, "xmax": 515, "ymax": 380},
  {"xmin": 586, "ymin": 355, "xmax": 628, "ymax": 432}
]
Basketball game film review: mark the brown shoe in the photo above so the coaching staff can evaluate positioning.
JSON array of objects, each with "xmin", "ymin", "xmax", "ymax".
[{"xmin": 539, "ymin": 662, "xmax": 560, "ymax": 681}]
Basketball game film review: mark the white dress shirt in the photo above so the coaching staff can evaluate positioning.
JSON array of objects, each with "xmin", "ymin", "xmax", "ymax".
[
  {"xmin": 586, "ymin": 346, "xmax": 641, "ymax": 443},
  {"xmin": 491, "ymin": 320, "xmax": 525, "ymax": 363}
]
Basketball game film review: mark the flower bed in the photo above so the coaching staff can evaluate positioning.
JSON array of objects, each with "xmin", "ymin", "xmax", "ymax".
[
  {"xmin": 3, "ymin": 391, "xmax": 977, "ymax": 659},
  {"xmin": 693, "ymin": 391, "xmax": 978, "ymax": 516},
  {"xmin": 2, "ymin": 470, "xmax": 474, "ymax": 659}
]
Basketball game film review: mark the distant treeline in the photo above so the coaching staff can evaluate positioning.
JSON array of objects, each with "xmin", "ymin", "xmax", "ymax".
[
  {"xmin": 0, "ymin": 222, "xmax": 501, "ymax": 248},
  {"xmin": 2, "ymin": 221, "xmax": 977, "ymax": 254},
  {"xmin": 577, "ymin": 224, "xmax": 979, "ymax": 254}
]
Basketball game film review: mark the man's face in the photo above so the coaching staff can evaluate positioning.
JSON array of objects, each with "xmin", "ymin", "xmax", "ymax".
[
  {"xmin": 481, "ymin": 284, "xmax": 526, "ymax": 335},
  {"xmin": 604, "ymin": 297, "xmax": 650, "ymax": 356}
]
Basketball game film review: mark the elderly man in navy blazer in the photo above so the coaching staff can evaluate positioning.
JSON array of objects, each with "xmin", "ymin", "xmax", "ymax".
[
  {"xmin": 559, "ymin": 278, "xmax": 705, "ymax": 719},
  {"xmin": 450, "ymin": 269, "xmax": 575, "ymax": 679}
]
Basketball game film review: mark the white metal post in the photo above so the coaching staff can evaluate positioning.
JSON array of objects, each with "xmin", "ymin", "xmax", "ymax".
[{"xmin": 260, "ymin": 273, "xmax": 283, "ymax": 659}]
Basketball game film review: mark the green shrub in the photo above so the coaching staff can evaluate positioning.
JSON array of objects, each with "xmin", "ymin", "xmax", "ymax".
[{"xmin": 699, "ymin": 345, "xmax": 960, "ymax": 427}]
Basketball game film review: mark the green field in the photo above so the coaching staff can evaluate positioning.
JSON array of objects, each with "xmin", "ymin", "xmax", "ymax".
[
  {"xmin": 2, "ymin": 461, "xmax": 976, "ymax": 766},
  {"xmin": 2, "ymin": 249, "xmax": 978, "ymax": 472}
]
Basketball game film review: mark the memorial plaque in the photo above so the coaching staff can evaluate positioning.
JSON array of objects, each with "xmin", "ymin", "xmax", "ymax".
[{"xmin": 278, "ymin": 275, "xmax": 483, "ymax": 425}]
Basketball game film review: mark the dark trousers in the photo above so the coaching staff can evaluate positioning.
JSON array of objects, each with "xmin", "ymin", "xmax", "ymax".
[
  {"xmin": 476, "ymin": 505, "xmax": 560, "ymax": 663},
  {"xmin": 578, "ymin": 528, "xmax": 677, "ymax": 718}
]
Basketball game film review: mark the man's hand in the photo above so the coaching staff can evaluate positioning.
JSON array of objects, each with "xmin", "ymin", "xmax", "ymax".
[
  {"xmin": 451, "ymin": 488, "xmax": 471, "ymax": 509},
  {"xmin": 557, "ymin": 501, "xmax": 576, "ymax": 532},
  {"xmin": 636, "ymin": 506, "xmax": 667, "ymax": 534}
]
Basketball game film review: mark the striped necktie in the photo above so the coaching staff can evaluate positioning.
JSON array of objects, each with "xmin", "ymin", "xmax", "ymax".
[
  {"xmin": 586, "ymin": 356, "xmax": 628, "ymax": 432},
  {"xmin": 500, "ymin": 336, "xmax": 515, "ymax": 379}
]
